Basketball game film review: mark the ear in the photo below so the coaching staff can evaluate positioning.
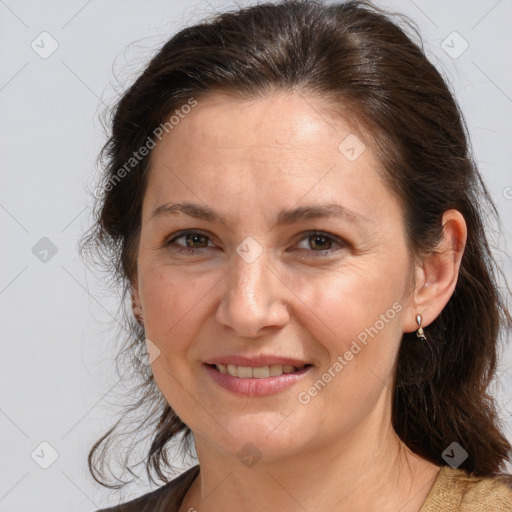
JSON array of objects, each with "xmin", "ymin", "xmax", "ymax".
[
  {"xmin": 403, "ymin": 209, "xmax": 467, "ymax": 333},
  {"xmin": 130, "ymin": 284, "xmax": 144, "ymax": 327}
]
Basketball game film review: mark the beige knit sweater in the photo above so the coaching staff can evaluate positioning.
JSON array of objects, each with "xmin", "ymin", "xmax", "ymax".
[
  {"xmin": 419, "ymin": 466, "xmax": 512, "ymax": 511},
  {"xmin": 98, "ymin": 464, "xmax": 512, "ymax": 511}
]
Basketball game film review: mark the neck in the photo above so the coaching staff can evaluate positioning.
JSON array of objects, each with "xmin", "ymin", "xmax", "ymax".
[{"xmin": 179, "ymin": 391, "xmax": 440, "ymax": 512}]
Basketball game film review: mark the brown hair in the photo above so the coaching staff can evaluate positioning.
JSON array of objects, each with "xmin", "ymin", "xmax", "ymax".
[{"xmin": 80, "ymin": 0, "xmax": 512, "ymax": 489}]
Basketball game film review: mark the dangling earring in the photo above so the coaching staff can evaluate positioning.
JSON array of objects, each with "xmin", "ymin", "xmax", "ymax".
[{"xmin": 416, "ymin": 314, "xmax": 426, "ymax": 340}]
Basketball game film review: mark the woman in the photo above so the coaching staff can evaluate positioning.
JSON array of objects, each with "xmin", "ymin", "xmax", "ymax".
[{"xmin": 80, "ymin": 0, "xmax": 512, "ymax": 510}]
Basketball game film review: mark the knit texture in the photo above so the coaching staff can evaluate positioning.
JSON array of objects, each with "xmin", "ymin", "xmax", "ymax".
[{"xmin": 419, "ymin": 466, "xmax": 512, "ymax": 511}]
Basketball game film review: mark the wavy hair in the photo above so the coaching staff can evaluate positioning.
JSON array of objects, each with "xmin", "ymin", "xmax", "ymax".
[{"xmin": 79, "ymin": 0, "xmax": 512, "ymax": 489}]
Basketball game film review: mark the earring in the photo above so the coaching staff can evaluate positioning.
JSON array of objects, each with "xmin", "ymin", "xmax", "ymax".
[
  {"xmin": 132, "ymin": 301, "xmax": 144, "ymax": 325},
  {"xmin": 416, "ymin": 314, "xmax": 426, "ymax": 340}
]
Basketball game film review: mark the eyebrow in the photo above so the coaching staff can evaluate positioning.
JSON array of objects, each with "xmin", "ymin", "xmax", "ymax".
[{"xmin": 149, "ymin": 201, "xmax": 371, "ymax": 228}]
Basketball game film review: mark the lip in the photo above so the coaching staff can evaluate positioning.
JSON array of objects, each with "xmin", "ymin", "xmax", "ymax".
[
  {"xmin": 203, "ymin": 355, "xmax": 310, "ymax": 367},
  {"xmin": 203, "ymin": 363, "xmax": 313, "ymax": 397}
]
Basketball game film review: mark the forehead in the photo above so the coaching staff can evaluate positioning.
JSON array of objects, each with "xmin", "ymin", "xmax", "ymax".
[
  {"xmin": 153, "ymin": 91, "xmax": 359, "ymax": 154},
  {"xmin": 145, "ymin": 91, "xmax": 399, "ymax": 227}
]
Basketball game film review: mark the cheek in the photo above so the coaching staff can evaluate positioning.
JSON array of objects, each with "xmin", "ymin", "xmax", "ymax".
[
  {"xmin": 289, "ymin": 261, "xmax": 406, "ymax": 402},
  {"xmin": 139, "ymin": 266, "xmax": 216, "ymax": 417},
  {"xmin": 290, "ymin": 261, "xmax": 405, "ymax": 348},
  {"xmin": 290, "ymin": 272, "xmax": 404, "ymax": 426},
  {"xmin": 139, "ymin": 265, "xmax": 217, "ymax": 355}
]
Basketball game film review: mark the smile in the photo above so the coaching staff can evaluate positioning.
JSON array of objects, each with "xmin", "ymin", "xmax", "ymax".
[
  {"xmin": 214, "ymin": 363, "xmax": 307, "ymax": 378},
  {"xmin": 204, "ymin": 363, "xmax": 313, "ymax": 396}
]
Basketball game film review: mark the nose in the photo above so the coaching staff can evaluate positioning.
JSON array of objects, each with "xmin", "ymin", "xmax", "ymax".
[{"xmin": 215, "ymin": 245, "xmax": 290, "ymax": 338}]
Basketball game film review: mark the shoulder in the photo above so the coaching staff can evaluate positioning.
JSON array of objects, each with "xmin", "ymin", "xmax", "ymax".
[
  {"xmin": 420, "ymin": 466, "xmax": 512, "ymax": 512},
  {"xmin": 93, "ymin": 465, "xmax": 200, "ymax": 512}
]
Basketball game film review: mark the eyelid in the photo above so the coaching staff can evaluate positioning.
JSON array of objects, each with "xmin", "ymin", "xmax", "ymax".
[
  {"xmin": 164, "ymin": 229, "xmax": 216, "ymax": 248},
  {"xmin": 293, "ymin": 230, "xmax": 347, "ymax": 251},
  {"xmin": 163, "ymin": 229, "xmax": 347, "ymax": 255}
]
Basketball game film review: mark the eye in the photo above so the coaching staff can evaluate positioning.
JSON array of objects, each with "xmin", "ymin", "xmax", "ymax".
[
  {"xmin": 164, "ymin": 229, "xmax": 347, "ymax": 257},
  {"xmin": 293, "ymin": 231, "xmax": 347, "ymax": 256},
  {"xmin": 164, "ymin": 230, "xmax": 216, "ymax": 254}
]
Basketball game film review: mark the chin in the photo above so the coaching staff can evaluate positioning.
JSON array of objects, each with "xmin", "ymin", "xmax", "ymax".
[{"xmin": 202, "ymin": 411, "xmax": 315, "ymax": 462}]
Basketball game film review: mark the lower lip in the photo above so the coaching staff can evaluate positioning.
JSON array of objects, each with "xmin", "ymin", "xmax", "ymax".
[{"xmin": 204, "ymin": 364, "xmax": 312, "ymax": 397}]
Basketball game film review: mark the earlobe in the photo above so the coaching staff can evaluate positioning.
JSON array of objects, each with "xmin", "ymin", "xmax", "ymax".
[
  {"xmin": 404, "ymin": 209, "xmax": 467, "ymax": 334},
  {"xmin": 131, "ymin": 287, "xmax": 144, "ymax": 327}
]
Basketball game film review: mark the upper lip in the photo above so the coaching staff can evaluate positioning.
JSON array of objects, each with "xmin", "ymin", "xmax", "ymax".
[{"xmin": 203, "ymin": 355, "xmax": 311, "ymax": 367}]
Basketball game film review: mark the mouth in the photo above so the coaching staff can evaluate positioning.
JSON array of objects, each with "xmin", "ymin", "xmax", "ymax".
[
  {"xmin": 203, "ymin": 356, "xmax": 314, "ymax": 397},
  {"xmin": 205, "ymin": 362, "xmax": 313, "ymax": 378}
]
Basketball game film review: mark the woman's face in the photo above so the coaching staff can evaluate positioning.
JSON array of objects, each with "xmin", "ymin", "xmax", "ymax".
[{"xmin": 134, "ymin": 91, "xmax": 418, "ymax": 460}]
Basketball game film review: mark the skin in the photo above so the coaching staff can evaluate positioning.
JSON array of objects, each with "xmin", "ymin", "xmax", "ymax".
[{"xmin": 131, "ymin": 91, "xmax": 467, "ymax": 512}]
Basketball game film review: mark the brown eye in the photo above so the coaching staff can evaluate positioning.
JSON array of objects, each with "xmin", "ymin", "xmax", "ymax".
[
  {"xmin": 164, "ymin": 230, "xmax": 215, "ymax": 253},
  {"xmin": 295, "ymin": 231, "xmax": 346, "ymax": 255},
  {"xmin": 182, "ymin": 233, "xmax": 209, "ymax": 248},
  {"xmin": 308, "ymin": 234, "xmax": 332, "ymax": 251}
]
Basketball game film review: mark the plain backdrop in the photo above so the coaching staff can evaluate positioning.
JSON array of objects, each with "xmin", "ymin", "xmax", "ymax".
[{"xmin": 1, "ymin": 0, "xmax": 511, "ymax": 510}]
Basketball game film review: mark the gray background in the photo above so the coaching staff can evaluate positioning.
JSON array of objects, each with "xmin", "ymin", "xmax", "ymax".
[{"xmin": 1, "ymin": 0, "xmax": 511, "ymax": 510}]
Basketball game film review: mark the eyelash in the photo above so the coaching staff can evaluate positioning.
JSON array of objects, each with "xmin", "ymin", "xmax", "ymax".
[{"xmin": 163, "ymin": 230, "xmax": 347, "ymax": 257}]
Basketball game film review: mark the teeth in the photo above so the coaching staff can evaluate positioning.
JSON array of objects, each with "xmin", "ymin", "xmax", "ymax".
[
  {"xmin": 269, "ymin": 364, "xmax": 284, "ymax": 376},
  {"xmin": 253, "ymin": 366, "xmax": 270, "ymax": 378},
  {"xmin": 215, "ymin": 363, "xmax": 302, "ymax": 378},
  {"xmin": 237, "ymin": 366, "xmax": 253, "ymax": 378}
]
